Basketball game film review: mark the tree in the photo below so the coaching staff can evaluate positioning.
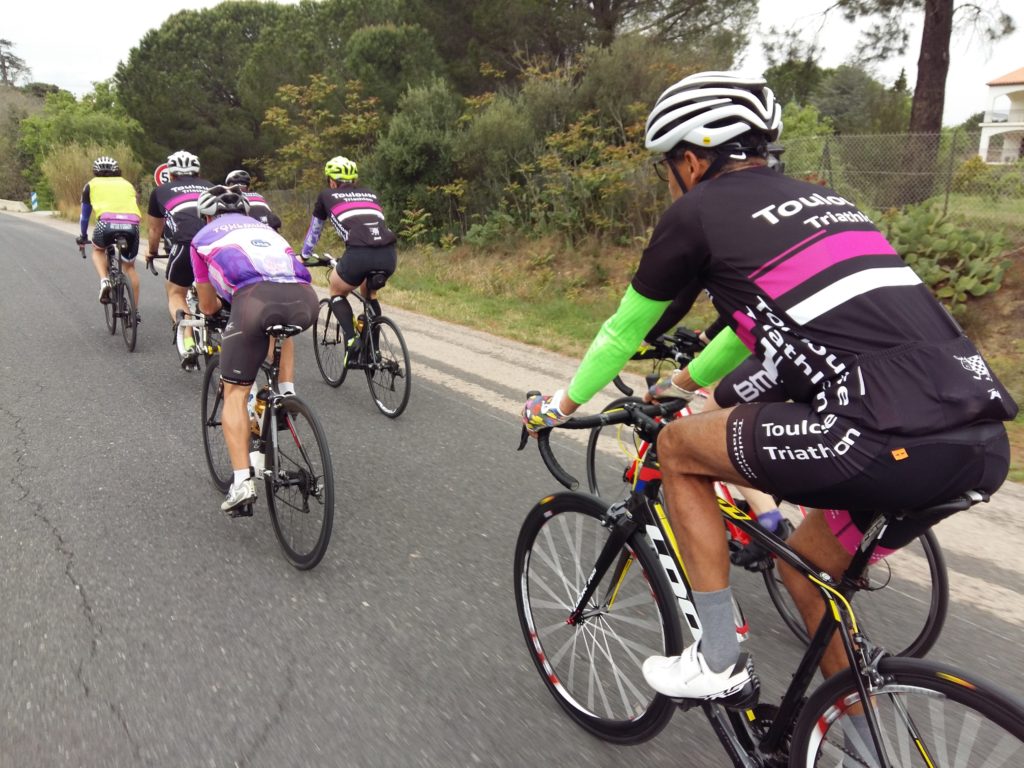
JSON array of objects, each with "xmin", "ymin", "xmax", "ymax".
[
  {"xmin": 762, "ymin": 28, "xmax": 828, "ymax": 107},
  {"xmin": 810, "ymin": 65, "xmax": 910, "ymax": 134},
  {"xmin": 115, "ymin": 2, "xmax": 285, "ymax": 178},
  {"xmin": 0, "ymin": 39, "xmax": 30, "ymax": 86},
  {"xmin": 833, "ymin": 0, "xmax": 1014, "ymax": 134},
  {"xmin": 343, "ymin": 24, "xmax": 444, "ymax": 112}
]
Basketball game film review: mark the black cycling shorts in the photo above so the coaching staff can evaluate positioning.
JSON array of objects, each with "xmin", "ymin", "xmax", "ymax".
[
  {"xmin": 337, "ymin": 244, "xmax": 397, "ymax": 288},
  {"xmin": 726, "ymin": 402, "xmax": 1010, "ymax": 549},
  {"xmin": 166, "ymin": 242, "xmax": 194, "ymax": 287},
  {"xmin": 92, "ymin": 221, "xmax": 140, "ymax": 261},
  {"xmin": 219, "ymin": 282, "xmax": 319, "ymax": 385}
]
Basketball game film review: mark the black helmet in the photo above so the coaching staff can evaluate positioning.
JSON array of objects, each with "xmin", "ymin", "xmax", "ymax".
[
  {"xmin": 93, "ymin": 156, "xmax": 120, "ymax": 176},
  {"xmin": 196, "ymin": 184, "xmax": 251, "ymax": 217},
  {"xmin": 225, "ymin": 169, "xmax": 251, "ymax": 187}
]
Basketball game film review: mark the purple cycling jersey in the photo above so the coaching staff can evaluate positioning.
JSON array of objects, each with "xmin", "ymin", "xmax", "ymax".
[{"xmin": 190, "ymin": 213, "xmax": 311, "ymax": 302}]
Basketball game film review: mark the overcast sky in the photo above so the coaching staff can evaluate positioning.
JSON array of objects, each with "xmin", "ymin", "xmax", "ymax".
[{"xmin": 6, "ymin": 0, "xmax": 1023, "ymax": 125}]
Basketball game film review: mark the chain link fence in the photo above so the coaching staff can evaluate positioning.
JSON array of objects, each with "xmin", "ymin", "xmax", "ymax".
[{"xmin": 780, "ymin": 130, "xmax": 1024, "ymax": 248}]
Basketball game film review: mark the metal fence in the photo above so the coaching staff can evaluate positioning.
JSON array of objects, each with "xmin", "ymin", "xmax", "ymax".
[{"xmin": 779, "ymin": 130, "xmax": 1024, "ymax": 247}]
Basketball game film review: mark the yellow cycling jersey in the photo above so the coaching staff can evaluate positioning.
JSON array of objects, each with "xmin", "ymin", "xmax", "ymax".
[{"xmin": 87, "ymin": 176, "xmax": 141, "ymax": 219}]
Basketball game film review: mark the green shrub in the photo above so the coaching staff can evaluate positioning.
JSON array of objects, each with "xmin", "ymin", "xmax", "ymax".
[{"xmin": 879, "ymin": 203, "xmax": 1011, "ymax": 318}]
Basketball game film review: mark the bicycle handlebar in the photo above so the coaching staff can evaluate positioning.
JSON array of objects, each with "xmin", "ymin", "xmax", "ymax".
[
  {"xmin": 517, "ymin": 392, "xmax": 688, "ymax": 490},
  {"xmin": 303, "ymin": 252, "xmax": 337, "ymax": 269}
]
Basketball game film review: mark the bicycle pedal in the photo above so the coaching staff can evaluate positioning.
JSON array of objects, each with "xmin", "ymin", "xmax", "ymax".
[{"xmin": 228, "ymin": 503, "xmax": 254, "ymax": 519}]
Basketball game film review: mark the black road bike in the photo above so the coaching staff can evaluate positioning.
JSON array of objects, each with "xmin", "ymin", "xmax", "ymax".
[
  {"xmin": 202, "ymin": 323, "xmax": 335, "ymax": 569},
  {"xmin": 80, "ymin": 235, "xmax": 138, "ymax": 352},
  {"xmin": 307, "ymin": 255, "xmax": 412, "ymax": 418},
  {"xmin": 514, "ymin": 400, "xmax": 1024, "ymax": 764}
]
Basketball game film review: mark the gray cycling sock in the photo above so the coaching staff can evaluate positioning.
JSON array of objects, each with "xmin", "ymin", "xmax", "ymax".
[{"xmin": 694, "ymin": 587, "xmax": 740, "ymax": 673}]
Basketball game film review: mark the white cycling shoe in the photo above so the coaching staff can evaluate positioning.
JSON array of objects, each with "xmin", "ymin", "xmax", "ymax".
[
  {"xmin": 643, "ymin": 644, "xmax": 758, "ymax": 705},
  {"xmin": 221, "ymin": 477, "xmax": 256, "ymax": 515}
]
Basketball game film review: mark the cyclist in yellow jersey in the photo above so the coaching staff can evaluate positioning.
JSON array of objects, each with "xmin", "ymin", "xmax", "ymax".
[{"xmin": 76, "ymin": 156, "xmax": 143, "ymax": 313}]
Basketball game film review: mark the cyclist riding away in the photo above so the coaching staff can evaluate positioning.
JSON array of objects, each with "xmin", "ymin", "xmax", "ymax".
[
  {"xmin": 76, "ymin": 156, "xmax": 142, "ymax": 312},
  {"xmin": 224, "ymin": 169, "xmax": 283, "ymax": 231},
  {"xmin": 299, "ymin": 155, "xmax": 397, "ymax": 363},
  {"xmin": 147, "ymin": 150, "xmax": 214, "ymax": 370},
  {"xmin": 191, "ymin": 185, "xmax": 318, "ymax": 513},
  {"xmin": 522, "ymin": 70, "xmax": 1016, "ymax": 702}
]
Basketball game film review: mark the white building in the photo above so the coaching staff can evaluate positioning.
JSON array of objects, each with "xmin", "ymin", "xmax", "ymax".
[{"xmin": 978, "ymin": 66, "xmax": 1024, "ymax": 164}]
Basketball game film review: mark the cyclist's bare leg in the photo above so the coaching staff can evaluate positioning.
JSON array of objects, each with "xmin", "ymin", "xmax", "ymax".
[
  {"xmin": 221, "ymin": 381, "xmax": 251, "ymax": 471},
  {"xmin": 278, "ymin": 338, "xmax": 296, "ymax": 385},
  {"xmin": 328, "ymin": 270, "xmax": 360, "ymax": 340},
  {"xmin": 657, "ymin": 407, "xmax": 751, "ymax": 592},
  {"xmin": 167, "ymin": 282, "xmax": 192, "ymax": 341},
  {"xmin": 328, "ymin": 269, "xmax": 358, "ymax": 298},
  {"xmin": 91, "ymin": 246, "xmax": 108, "ymax": 281},
  {"xmin": 776, "ymin": 508, "xmax": 855, "ymax": 678},
  {"xmin": 123, "ymin": 260, "xmax": 140, "ymax": 304}
]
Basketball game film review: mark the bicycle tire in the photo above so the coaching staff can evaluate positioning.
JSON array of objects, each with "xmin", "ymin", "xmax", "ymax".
[
  {"xmin": 103, "ymin": 280, "xmax": 117, "ymax": 334},
  {"xmin": 200, "ymin": 355, "xmax": 233, "ymax": 493},
  {"xmin": 119, "ymin": 277, "xmax": 138, "ymax": 352},
  {"xmin": 585, "ymin": 396, "xmax": 645, "ymax": 501},
  {"xmin": 312, "ymin": 299, "xmax": 348, "ymax": 387},
  {"xmin": 514, "ymin": 492, "xmax": 683, "ymax": 744},
  {"xmin": 791, "ymin": 656, "xmax": 1024, "ymax": 766},
  {"xmin": 265, "ymin": 395, "xmax": 334, "ymax": 570},
  {"xmin": 364, "ymin": 316, "xmax": 411, "ymax": 418},
  {"xmin": 762, "ymin": 527, "xmax": 948, "ymax": 659}
]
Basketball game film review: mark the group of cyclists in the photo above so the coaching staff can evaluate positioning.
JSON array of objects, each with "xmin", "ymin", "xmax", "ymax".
[
  {"xmin": 76, "ymin": 151, "xmax": 398, "ymax": 512},
  {"xmin": 76, "ymin": 68, "xmax": 1018, "ymax": 710}
]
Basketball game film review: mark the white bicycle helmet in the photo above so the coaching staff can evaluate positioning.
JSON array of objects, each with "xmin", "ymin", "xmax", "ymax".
[
  {"xmin": 93, "ymin": 156, "xmax": 120, "ymax": 176},
  {"xmin": 167, "ymin": 150, "xmax": 201, "ymax": 176},
  {"xmin": 644, "ymin": 71, "xmax": 782, "ymax": 154},
  {"xmin": 196, "ymin": 184, "xmax": 250, "ymax": 217}
]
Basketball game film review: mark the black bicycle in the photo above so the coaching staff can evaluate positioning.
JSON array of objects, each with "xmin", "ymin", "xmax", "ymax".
[
  {"xmin": 307, "ymin": 255, "xmax": 411, "ymax": 418},
  {"xmin": 586, "ymin": 328, "xmax": 949, "ymax": 659},
  {"xmin": 201, "ymin": 323, "xmax": 334, "ymax": 569},
  {"xmin": 80, "ymin": 235, "xmax": 138, "ymax": 352},
  {"xmin": 515, "ymin": 400, "xmax": 1024, "ymax": 764}
]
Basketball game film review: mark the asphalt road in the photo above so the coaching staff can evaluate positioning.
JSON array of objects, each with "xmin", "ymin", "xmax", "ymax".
[{"xmin": 2, "ymin": 211, "xmax": 1022, "ymax": 767}]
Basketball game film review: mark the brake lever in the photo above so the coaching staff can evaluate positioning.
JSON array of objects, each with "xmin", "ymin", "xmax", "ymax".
[{"xmin": 518, "ymin": 390, "xmax": 542, "ymax": 450}]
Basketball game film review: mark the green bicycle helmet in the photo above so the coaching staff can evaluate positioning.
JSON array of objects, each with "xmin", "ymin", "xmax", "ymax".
[{"xmin": 324, "ymin": 155, "xmax": 358, "ymax": 182}]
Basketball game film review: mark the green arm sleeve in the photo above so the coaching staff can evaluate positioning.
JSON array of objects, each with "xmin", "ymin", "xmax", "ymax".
[
  {"xmin": 567, "ymin": 286, "xmax": 670, "ymax": 405},
  {"xmin": 687, "ymin": 326, "xmax": 750, "ymax": 387}
]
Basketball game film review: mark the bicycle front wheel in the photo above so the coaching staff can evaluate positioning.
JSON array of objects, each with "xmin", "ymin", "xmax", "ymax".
[
  {"xmin": 119, "ymin": 278, "xmax": 138, "ymax": 352},
  {"xmin": 763, "ymin": 528, "xmax": 948, "ymax": 658},
  {"xmin": 313, "ymin": 299, "xmax": 347, "ymax": 387},
  {"xmin": 514, "ymin": 492, "xmax": 683, "ymax": 744},
  {"xmin": 265, "ymin": 396, "xmax": 334, "ymax": 570},
  {"xmin": 365, "ymin": 316, "xmax": 411, "ymax": 418},
  {"xmin": 200, "ymin": 355, "xmax": 233, "ymax": 492},
  {"xmin": 585, "ymin": 396, "xmax": 645, "ymax": 501},
  {"xmin": 791, "ymin": 656, "xmax": 1024, "ymax": 767}
]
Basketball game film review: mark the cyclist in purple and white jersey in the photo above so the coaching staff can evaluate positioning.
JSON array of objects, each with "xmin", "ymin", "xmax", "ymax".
[
  {"xmin": 300, "ymin": 155, "xmax": 397, "ymax": 363},
  {"xmin": 147, "ymin": 150, "xmax": 214, "ymax": 368},
  {"xmin": 191, "ymin": 185, "xmax": 318, "ymax": 513},
  {"xmin": 522, "ymin": 71, "xmax": 1017, "ymax": 703},
  {"xmin": 224, "ymin": 169, "xmax": 282, "ymax": 231}
]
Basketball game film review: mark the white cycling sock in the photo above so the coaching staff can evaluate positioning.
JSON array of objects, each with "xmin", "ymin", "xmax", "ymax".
[
  {"xmin": 233, "ymin": 469, "xmax": 250, "ymax": 486},
  {"xmin": 279, "ymin": 381, "xmax": 295, "ymax": 396}
]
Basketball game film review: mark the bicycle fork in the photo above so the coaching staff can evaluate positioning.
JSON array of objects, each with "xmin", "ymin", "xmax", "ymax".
[{"xmin": 565, "ymin": 503, "xmax": 639, "ymax": 627}]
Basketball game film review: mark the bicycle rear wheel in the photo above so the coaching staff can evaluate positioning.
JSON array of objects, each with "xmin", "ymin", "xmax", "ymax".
[
  {"xmin": 200, "ymin": 355, "xmax": 233, "ymax": 493},
  {"xmin": 265, "ymin": 396, "xmax": 334, "ymax": 570},
  {"xmin": 791, "ymin": 656, "xmax": 1024, "ymax": 766},
  {"xmin": 312, "ymin": 299, "xmax": 347, "ymax": 387},
  {"xmin": 585, "ymin": 397, "xmax": 644, "ymax": 502},
  {"xmin": 104, "ymin": 281, "xmax": 117, "ymax": 334},
  {"xmin": 119, "ymin": 278, "xmax": 138, "ymax": 352},
  {"xmin": 762, "ymin": 526, "xmax": 948, "ymax": 658},
  {"xmin": 514, "ymin": 492, "xmax": 683, "ymax": 744},
  {"xmin": 364, "ymin": 316, "xmax": 411, "ymax": 418}
]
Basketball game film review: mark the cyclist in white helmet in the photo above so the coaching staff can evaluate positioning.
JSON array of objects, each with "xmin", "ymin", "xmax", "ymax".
[
  {"xmin": 146, "ymin": 150, "xmax": 214, "ymax": 370},
  {"xmin": 76, "ymin": 156, "xmax": 143, "ymax": 312},
  {"xmin": 522, "ymin": 71, "xmax": 1015, "ymax": 702}
]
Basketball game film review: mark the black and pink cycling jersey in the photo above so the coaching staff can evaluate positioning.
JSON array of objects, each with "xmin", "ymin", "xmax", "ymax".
[
  {"xmin": 633, "ymin": 166, "xmax": 1017, "ymax": 436},
  {"xmin": 147, "ymin": 178, "xmax": 214, "ymax": 244}
]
